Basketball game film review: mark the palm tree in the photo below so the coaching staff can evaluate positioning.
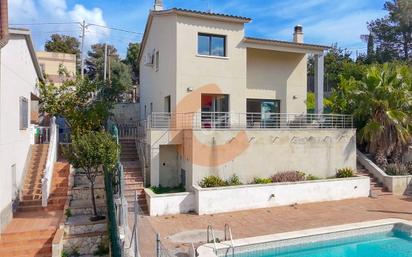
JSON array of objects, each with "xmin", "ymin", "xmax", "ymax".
[{"xmin": 351, "ymin": 64, "xmax": 412, "ymax": 167}]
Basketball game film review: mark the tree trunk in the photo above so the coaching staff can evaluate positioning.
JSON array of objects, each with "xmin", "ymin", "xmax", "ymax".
[
  {"xmin": 90, "ymin": 181, "xmax": 98, "ymax": 217},
  {"xmin": 375, "ymin": 145, "xmax": 388, "ymax": 168}
]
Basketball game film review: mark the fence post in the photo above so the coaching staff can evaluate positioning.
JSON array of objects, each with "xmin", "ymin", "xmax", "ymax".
[
  {"xmin": 156, "ymin": 233, "xmax": 161, "ymax": 257},
  {"xmin": 134, "ymin": 191, "xmax": 138, "ymax": 257}
]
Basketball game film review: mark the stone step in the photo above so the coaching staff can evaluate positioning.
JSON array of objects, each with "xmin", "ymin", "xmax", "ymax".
[
  {"xmin": 0, "ymin": 236, "xmax": 53, "ymax": 248},
  {"xmin": 63, "ymin": 231, "xmax": 108, "ymax": 256},
  {"xmin": 68, "ymin": 199, "xmax": 107, "ymax": 216},
  {"xmin": 0, "ymin": 243, "xmax": 52, "ymax": 257},
  {"xmin": 65, "ymin": 215, "xmax": 107, "ymax": 235},
  {"xmin": 0, "ymin": 229, "xmax": 55, "ymax": 242}
]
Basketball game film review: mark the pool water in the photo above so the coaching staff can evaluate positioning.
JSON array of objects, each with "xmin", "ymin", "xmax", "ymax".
[{"xmin": 234, "ymin": 231, "xmax": 412, "ymax": 257}]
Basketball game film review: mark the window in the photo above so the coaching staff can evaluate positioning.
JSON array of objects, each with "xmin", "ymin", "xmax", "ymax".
[
  {"xmin": 144, "ymin": 105, "xmax": 147, "ymax": 118},
  {"xmin": 19, "ymin": 97, "xmax": 28, "ymax": 130},
  {"xmin": 164, "ymin": 95, "xmax": 171, "ymax": 113},
  {"xmin": 150, "ymin": 102, "xmax": 153, "ymax": 114},
  {"xmin": 201, "ymin": 94, "xmax": 229, "ymax": 128},
  {"xmin": 198, "ymin": 33, "xmax": 226, "ymax": 57},
  {"xmin": 246, "ymin": 99, "xmax": 280, "ymax": 128},
  {"xmin": 155, "ymin": 51, "xmax": 159, "ymax": 71}
]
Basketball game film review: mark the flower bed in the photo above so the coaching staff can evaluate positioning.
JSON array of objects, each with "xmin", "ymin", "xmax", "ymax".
[{"xmin": 145, "ymin": 176, "xmax": 370, "ymax": 216}]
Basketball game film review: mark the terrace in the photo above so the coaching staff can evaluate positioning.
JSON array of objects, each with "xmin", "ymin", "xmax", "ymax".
[{"xmin": 146, "ymin": 112, "xmax": 354, "ymax": 130}]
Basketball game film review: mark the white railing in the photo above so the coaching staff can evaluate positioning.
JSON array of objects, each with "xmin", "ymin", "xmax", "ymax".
[
  {"xmin": 148, "ymin": 112, "xmax": 354, "ymax": 130},
  {"xmin": 41, "ymin": 117, "xmax": 59, "ymax": 207}
]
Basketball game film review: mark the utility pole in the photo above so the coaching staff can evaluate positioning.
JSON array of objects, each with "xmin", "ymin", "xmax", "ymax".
[
  {"xmin": 107, "ymin": 52, "xmax": 111, "ymax": 86},
  {"xmin": 80, "ymin": 20, "xmax": 86, "ymax": 79},
  {"xmin": 103, "ymin": 43, "xmax": 108, "ymax": 81}
]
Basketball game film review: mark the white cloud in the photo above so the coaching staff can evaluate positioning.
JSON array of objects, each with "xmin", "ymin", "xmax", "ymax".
[{"xmin": 9, "ymin": 0, "xmax": 109, "ymax": 50}]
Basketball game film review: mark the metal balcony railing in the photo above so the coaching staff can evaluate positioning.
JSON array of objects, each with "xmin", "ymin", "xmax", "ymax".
[{"xmin": 147, "ymin": 112, "xmax": 354, "ymax": 130}]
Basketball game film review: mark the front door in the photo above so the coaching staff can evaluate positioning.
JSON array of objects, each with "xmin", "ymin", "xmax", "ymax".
[{"xmin": 247, "ymin": 99, "xmax": 280, "ymax": 128}]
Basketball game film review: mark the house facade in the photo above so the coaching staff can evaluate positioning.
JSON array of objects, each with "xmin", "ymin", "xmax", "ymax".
[
  {"xmin": 139, "ymin": 3, "xmax": 356, "ymax": 189},
  {"xmin": 0, "ymin": 26, "xmax": 44, "ymax": 231},
  {"xmin": 37, "ymin": 51, "xmax": 76, "ymax": 86}
]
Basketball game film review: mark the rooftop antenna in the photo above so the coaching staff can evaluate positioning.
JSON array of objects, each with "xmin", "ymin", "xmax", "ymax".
[{"xmin": 202, "ymin": 0, "xmax": 211, "ymax": 13}]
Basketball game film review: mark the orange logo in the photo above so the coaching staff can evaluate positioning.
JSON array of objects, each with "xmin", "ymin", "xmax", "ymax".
[{"xmin": 168, "ymin": 84, "xmax": 250, "ymax": 167}]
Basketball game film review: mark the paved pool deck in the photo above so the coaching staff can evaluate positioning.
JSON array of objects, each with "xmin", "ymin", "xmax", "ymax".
[{"xmin": 138, "ymin": 194, "xmax": 412, "ymax": 257}]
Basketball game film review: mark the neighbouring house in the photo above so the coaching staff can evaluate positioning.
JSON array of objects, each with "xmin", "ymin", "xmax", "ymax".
[
  {"xmin": 37, "ymin": 51, "xmax": 76, "ymax": 86},
  {"xmin": 138, "ymin": 1, "xmax": 356, "ymax": 190},
  {"xmin": 0, "ymin": 10, "xmax": 44, "ymax": 231}
]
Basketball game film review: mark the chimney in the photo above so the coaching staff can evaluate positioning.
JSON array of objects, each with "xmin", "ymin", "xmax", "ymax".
[
  {"xmin": 293, "ymin": 25, "xmax": 303, "ymax": 43},
  {"xmin": 154, "ymin": 0, "xmax": 164, "ymax": 11},
  {"xmin": 0, "ymin": 0, "xmax": 9, "ymax": 48}
]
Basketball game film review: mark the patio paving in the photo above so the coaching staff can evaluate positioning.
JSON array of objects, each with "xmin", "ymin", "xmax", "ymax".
[{"xmin": 138, "ymin": 194, "xmax": 412, "ymax": 257}]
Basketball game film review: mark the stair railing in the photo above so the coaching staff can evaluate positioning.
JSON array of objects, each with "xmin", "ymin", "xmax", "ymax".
[{"xmin": 41, "ymin": 116, "xmax": 59, "ymax": 207}]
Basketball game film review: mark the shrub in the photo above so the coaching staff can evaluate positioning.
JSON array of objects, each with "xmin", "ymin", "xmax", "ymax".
[
  {"xmin": 65, "ymin": 208, "xmax": 72, "ymax": 218},
  {"xmin": 253, "ymin": 177, "xmax": 272, "ymax": 184},
  {"xmin": 271, "ymin": 171, "xmax": 306, "ymax": 183},
  {"xmin": 306, "ymin": 174, "xmax": 321, "ymax": 180},
  {"xmin": 199, "ymin": 176, "xmax": 226, "ymax": 188},
  {"xmin": 405, "ymin": 161, "xmax": 412, "ymax": 174},
  {"xmin": 336, "ymin": 167, "xmax": 354, "ymax": 178},
  {"xmin": 385, "ymin": 163, "xmax": 409, "ymax": 176},
  {"xmin": 150, "ymin": 185, "xmax": 185, "ymax": 194},
  {"xmin": 226, "ymin": 174, "xmax": 242, "ymax": 186}
]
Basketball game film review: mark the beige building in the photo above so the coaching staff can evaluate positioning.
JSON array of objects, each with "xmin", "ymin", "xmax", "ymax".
[
  {"xmin": 138, "ymin": 3, "xmax": 356, "ymax": 189},
  {"xmin": 36, "ymin": 51, "xmax": 76, "ymax": 85}
]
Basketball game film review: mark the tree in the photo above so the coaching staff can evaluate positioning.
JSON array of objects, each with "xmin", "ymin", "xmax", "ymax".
[
  {"xmin": 45, "ymin": 34, "xmax": 80, "ymax": 55},
  {"xmin": 86, "ymin": 43, "xmax": 119, "ymax": 81},
  {"xmin": 308, "ymin": 44, "xmax": 352, "ymax": 92},
  {"xmin": 368, "ymin": 0, "xmax": 412, "ymax": 62},
  {"xmin": 330, "ymin": 63, "xmax": 412, "ymax": 166},
  {"xmin": 38, "ymin": 77, "xmax": 112, "ymax": 136},
  {"xmin": 125, "ymin": 42, "xmax": 140, "ymax": 83},
  {"xmin": 65, "ymin": 131, "xmax": 118, "ymax": 221}
]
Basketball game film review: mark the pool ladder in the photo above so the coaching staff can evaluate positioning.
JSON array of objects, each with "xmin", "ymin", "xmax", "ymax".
[{"xmin": 207, "ymin": 224, "xmax": 235, "ymax": 257}]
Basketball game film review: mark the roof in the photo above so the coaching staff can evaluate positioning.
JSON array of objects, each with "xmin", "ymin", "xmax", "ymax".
[
  {"xmin": 8, "ymin": 28, "xmax": 44, "ymax": 81},
  {"xmin": 168, "ymin": 8, "xmax": 251, "ymax": 22},
  {"xmin": 137, "ymin": 8, "xmax": 251, "ymax": 63},
  {"xmin": 243, "ymin": 37, "xmax": 330, "ymax": 53}
]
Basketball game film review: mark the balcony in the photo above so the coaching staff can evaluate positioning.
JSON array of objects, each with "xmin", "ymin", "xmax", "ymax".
[{"xmin": 147, "ymin": 112, "xmax": 353, "ymax": 130}]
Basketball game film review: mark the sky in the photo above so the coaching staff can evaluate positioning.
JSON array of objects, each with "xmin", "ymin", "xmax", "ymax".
[{"xmin": 9, "ymin": 0, "xmax": 388, "ymax": 58}]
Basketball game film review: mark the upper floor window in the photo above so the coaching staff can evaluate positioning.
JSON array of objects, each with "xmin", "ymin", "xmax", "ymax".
[
  {"xmin": 19, "ymin": 96, "xmax": 28, "ymax": 130},
  {"xmin": 198, "ymin": 33, "xmax": 226, "ymax": 57},
  {"xmin": 155, "ymin": 51, "xmax": 159, "ymax": 71}
]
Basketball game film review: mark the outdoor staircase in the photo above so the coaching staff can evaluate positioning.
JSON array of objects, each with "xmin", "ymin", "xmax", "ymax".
[
  {"xmin": 120, "ymin": 138, "xmax": 147, "ymax": 214},
  {"xmin": 357, "ymin": 163, "xmax": 392, "ymax": 198},
  {"xmin": 0, "ymin": 146, "xmax": 70, "ymax": 257}
]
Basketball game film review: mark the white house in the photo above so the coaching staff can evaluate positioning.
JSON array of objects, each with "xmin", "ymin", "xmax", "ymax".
[
  {"xmin": 0, "ymin": 23, "xmax": 44, "ymax": 230},
  {"xmin": 138, "ymin": 1, "xmax": 356, "ymax": 190}
]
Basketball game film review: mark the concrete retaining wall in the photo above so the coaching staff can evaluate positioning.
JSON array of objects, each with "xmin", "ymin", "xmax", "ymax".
[
  {"xmin": 145, "ymin": 189, "xmax": 195, "ymax": 216},
  {"xmin": 145, "ymin": 177, "xmax": 370, "ymax": 216},
  {"xmin": 357, "ymin": 150, "xmax": 412, "ymax": 195}
]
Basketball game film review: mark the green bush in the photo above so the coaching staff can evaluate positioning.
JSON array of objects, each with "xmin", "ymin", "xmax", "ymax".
[
  {"xmin": 199, "ymin": 176, "xmax": 227, "ymax": 188},
  {"xmin": 271, "ymin": 171, "xmax": 306, "ymax": 183},
  {"xmin": 385, "ymin": 163, "xmax": 409, "ymax": 176},
  {"xmin": 336, "ymin": 167, "xmax": 354, "ymax": 178},
  {"xmin": 150, "ymin": 185, "xmax": 185, "ymax": 194},
  {"xmin": 253, "ymin": 177, "xmax": 272, "ymax": 184},
  {"xmin": 306, "ymin": 174, "xmax": 321, "ymax": 180},
  {"xmin": 226, "ymin": 174, "xmax": 242, "ymax": 186},
  {"xmin": 65, "ymin": 208, "xmax": 72, "ymax": 218}
]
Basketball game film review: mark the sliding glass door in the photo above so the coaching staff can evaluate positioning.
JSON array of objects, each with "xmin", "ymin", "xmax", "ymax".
[
  {"xmin": 201, "ymin": 94, "xmax": 229, "ymax": 128},
  {"xmin": 247, "ymin": 99, "xmax": 280, "ymax": 128}
]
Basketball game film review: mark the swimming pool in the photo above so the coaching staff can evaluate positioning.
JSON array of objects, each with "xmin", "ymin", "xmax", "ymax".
[
  {"xmin": 197, "ymin": 219, "xmax": 412, "ymax": 257},
  {"xmin": 235, "ymin": 230, "xmax": 412, "ymax": 257}
]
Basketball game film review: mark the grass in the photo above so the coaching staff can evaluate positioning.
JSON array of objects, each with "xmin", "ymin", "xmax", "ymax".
[{"xmin": 150, "ymin": 185, "xmax": 185, "ymax": 194}]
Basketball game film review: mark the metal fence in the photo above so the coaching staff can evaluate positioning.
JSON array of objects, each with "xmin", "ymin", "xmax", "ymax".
[{"xmin": 148, "ymin": 112, "xmax": 354, "ymax": 130}]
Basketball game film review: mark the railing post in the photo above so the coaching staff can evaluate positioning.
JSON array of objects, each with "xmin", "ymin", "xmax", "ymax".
[{"xmin": 156, "ymin": 233, "xmax": 161, "ymax": 257}]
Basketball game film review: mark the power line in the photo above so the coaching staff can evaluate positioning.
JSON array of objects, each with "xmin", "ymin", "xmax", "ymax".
[
  {"xmin": 87, "ymin": 23, "xmax": 142, "ymax": 35},
  {"xmin": 10, "ymin": 22, "xmax": 81, "ymax": 26}
]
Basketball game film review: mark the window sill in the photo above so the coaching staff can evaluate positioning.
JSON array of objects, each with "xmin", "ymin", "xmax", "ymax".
[{"xmin": 196, "ymin": 54, "xmax": 229, "ymax": 60}]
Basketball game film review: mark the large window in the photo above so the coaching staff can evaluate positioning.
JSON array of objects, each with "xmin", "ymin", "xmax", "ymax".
[
  {"xmin": 198, "ymin": 33, "xmax": 226, "ymax": 57},
  {"xmin": 247, "ymin": 99, "xmax": 280, "ymax": 128},
  {"xmin": 201, "ymin": 94, "xmax": 229, "ymax": 128}
]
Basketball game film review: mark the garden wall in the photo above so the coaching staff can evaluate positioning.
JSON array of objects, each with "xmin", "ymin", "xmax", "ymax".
[
  {"xmin": 145, "ymin": 189, "xmax": 195, "ymax": 216},
  {"xmin": 357, "ymin": 150, "xmax": 412, "ymax": 195},
  {"xmin": 145, "ymin": 177, "xmax": 370, "ymax": 216},
  {"xmin": 193, "ymin": 177, "xmax": 370, "ymax": 214}
]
